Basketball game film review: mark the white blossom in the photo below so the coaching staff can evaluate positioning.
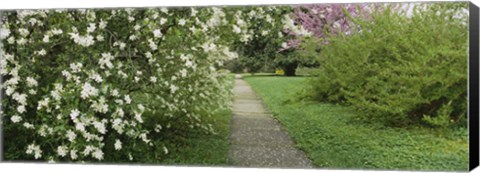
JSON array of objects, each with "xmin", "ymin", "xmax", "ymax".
[
  {"xmin": 90, "ymin": 73, "xmax": 103, "ymax": 83},
  {"xmin": 119, "ymin": 42, "xmax": 126, "ymax": 50},
  {"xmin": 149, "ymin": 76, "xmax": 157, "ymax": 83},
  {"xmin": 99, "ymin": 20, "xmax": 107, "ymax": 29},
  {"xmin": 66, "ymin": 130, "xmax": 77, "ymax": 142},
  {"xmin": 17, "ymin": 105, "xmax": 26, "ymax": 113},
  {"xmin": 82, "ymin": 145, "xmax": 94, "ymax": 156},
  {"xmin": 57, "ymin": 145, "xmax": 68, "ymax": 157},
  {"xmin": 154, "ymin": 124, "xmax": 162, "ymax": 132},
  {"xmin": 114, "ymin": 139, "xmax": 122, "ymax": 150},
  {"xmin": 37, "ymin": 97, "xmax": 50, "ymax": 110},
  {"xmin": 37, "ymin": 49, "xmax": 47, "ymax": 56},
  {"xmin": 170, "ymin": 84, "xmax": 178, "ymax": 94},
  {"xmin": 23, "ymin": 122, "xmax": 34, "ymax": 129},
  {"xmin": 7, "ymin": 36, "xmax": 15, "ymax": 44},
  {"xmin": 19, "ymin": 28, "xmax": 30, "ymax": 37},
  {"xmin": 51, "ymin": 28, "xmax": 63, "ymax": 35},
  {"xmin": 128, "ymin": 153, "xmax": 133, "ymax": 161},
  {"xmin": 129, "ymin": 35, "xmax": 137, "ymax": 41},
  {"xmin": 12, "ymin": 93, "xmax": 27, "ymax": 105},
  {"xmin": 163, "ymin": 146, "xmax": 168, "ymax": 154},
  {"xmin": 11, "ymin": 115, "xmax": 22, "ymax": 123},
  {"xmin": 152, "ymin": 29, "xmax": 163, "ymax": 38},
  {"xmin": 69, "ymin": 33, "xmax": 95, "ymax": 47},
  {"xmin": 91, "ymin": 99, "xmax": 108, "ymax": 113},
  {"xmin": 124, "ymin": 95, "xmax": 132, "ymax": 104},
  {"xmin": 70, "ymin": 109, "xmax": 80, "ymax": 120},
  {"xmin": 42, "ymin": 35, "xmax": 50, "ymax": 43},
  {"xmin": 96, "ymin": 35, "xmax": 104, "ymax": 41},
  {"xmin": 99, "ymin": 53, "xmax": 114, "ymax": 69},
  {"xmin": 75, "ymin": 122, "xmax": 85, "ymax": 132},
  {"xmin": 160, "ymin": 18, "xmax": 167, "ymax": 25},
  {"xmin": 111, "ymin": 89, "xmax": 119, "ymax": 97},
  {"xmin": 134, "ymin": 112, "xmax": 143, "ymax": 123},
  {"xmin": 70, "ymin": 150, "xmax": 78, "ymax": 160},
  {"xmin": 160, "ymin": 7, "xmax": 168, "ymax": 14},
  {"xmin": 180, "ymin": 69, "xmax": 188, "ymax": 77},
  {"xmin": 134, "ymin": 24, "xmax": 141, "ymax": 30},
  {"xmin": 145, "ymin": 52, "xmax": 152, "ymax": 58},
  {"xmin": 232, "ymin": 25, "xmax": 241, "ymax": 33},
  {"xmin": 92, "ymin": 148, "xmax": 104, "ymax": 160},
  {"xmin": 87, "ymin": 23, "xmax": 96, "ymax": 33},
  {"xmin": 17, "ymin": 38, "xmax": 27, "ymax": 45},
  {"xmin": 26, "ymin": 144, "xmax": 42, "ymax": 159},
  {"xmin": 128, "ymin": 16, "xmax": 135, "ymax": 22},
  {"xmin": 70, "ymin": 62, "xmax": 83, "ymax": 72},
  {"xmin": 148, "ymin": 39, "xmax": 157, "ymax": 51},
  {"xmin": 93, "ymin": 121, "xmax": 107, "ymax": 134},
  {"xmin": 0, "ymin": 26, "xmax": 11, "ymax": 40},
  {"xmin": 178, "ymin": 19, "xmax": 186, "ymax": 26},
  {"xmin": 81, "ymin": 82, "xmax": 99, "ymax": 99},
  {"xmin": 26, "ymin": 77, "xmax": 38, "ymax": 87}
]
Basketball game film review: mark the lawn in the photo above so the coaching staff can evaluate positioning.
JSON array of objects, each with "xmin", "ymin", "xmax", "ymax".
[{"xmin": 244, "ymin": 76, "xmax": 469, "ymax": 171}]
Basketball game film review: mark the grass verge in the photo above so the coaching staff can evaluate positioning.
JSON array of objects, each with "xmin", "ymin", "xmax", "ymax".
[{"xmin": 244, "ymin": 76, "xmax": 468, "ymax": 171}]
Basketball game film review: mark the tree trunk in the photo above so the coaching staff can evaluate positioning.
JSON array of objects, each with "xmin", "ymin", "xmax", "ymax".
[{"xmin": 283, "ymin": 63, "xmax": 298, "ymax": 76}]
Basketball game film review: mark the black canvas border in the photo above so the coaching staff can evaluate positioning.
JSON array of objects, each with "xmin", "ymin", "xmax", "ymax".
[
  {"xmin": 469, "ymin": 1, "xmax": 479, "ymax": 171},
  {"xmin": 0, "ymin": 2, "xmax": 477, "ymax": 172}
]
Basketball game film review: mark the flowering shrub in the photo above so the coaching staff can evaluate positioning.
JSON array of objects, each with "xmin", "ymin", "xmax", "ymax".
[
  {"xmin": 1, "ymin": 7, "xmax": 240, "ymax": 162},
  {"xmin": 305, "ymin": 2, "xmax": 469, "ymax": 127},
  {"xmin": 224, "ymin": 6, "xmax": 292, "ymax": 73}
]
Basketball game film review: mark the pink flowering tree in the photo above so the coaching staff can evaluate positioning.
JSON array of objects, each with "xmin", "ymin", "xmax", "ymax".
[{"xmin": 277, "ymin": 3, "xmax": 374, "ymax": 76}]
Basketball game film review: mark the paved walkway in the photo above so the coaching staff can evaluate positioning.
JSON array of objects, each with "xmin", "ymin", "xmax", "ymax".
[{"xmin": 228, "ymin": 75, "xmax": 312, "ymax": 168}]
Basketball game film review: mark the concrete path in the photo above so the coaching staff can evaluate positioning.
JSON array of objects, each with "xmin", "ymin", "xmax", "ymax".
[{"xmin": 228, "ymin": 75, "xmax": 312, "ymax": 168}]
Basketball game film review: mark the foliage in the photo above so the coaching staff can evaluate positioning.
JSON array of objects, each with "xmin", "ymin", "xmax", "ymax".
[
  {"xmin": 223, "ymin": 58, "xmax": 245, "ymax": 73},
  {"xmin": 245, "ymin": 76, "xmax": 468, "ymax": 171},
  {"xmin": 0, "ymin": 7, "xmax": 238, "ymax": 162},
  {"xmin": 273, "ymin": 3, "xmax": 373, "ymax": 76},
  {"xmin": 224, "ymin": 6, "xmax": 292, "ymax": 73},
  {"xmin": 304, "ymin": 2, "xmax": 469, "ymax": 127}
]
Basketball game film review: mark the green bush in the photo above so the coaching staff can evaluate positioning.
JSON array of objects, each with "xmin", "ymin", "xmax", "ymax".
[
  {"xmin": 305, "ymin": 2, "xmax": 468, "ymax": 127},
  {"xmin": 223, "ymin": 58, "xmax": 245, "ymax": 73}
]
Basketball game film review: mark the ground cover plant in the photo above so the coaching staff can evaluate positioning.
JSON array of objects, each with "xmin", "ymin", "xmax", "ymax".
[{"xmin": 245, "ymin": 76, "xmax": 468, "ymax": 171}]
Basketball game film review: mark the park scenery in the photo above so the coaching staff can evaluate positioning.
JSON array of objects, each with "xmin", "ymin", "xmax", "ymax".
[{"xmin": 0, "ymin": 2, "xmax": 469, "ymax": 171}]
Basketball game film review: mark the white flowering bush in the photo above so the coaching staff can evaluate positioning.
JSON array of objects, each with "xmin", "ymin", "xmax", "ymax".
[
  {"xmin": 1, "ymin": 7, "xmax": 240, "ymax": 162},
  {"xmin": 223, "ymin": 6, "xmax": 292, "ymax": 73}
]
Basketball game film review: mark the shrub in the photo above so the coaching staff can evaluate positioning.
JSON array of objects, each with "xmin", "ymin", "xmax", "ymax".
[
  {"xmin": 223, "ymin": 58, "xmax": 245, "ymax": 73},
  {"xmin": 1, "ymin": 7, "xmax": 238, "ymax": 162},
  {"xmin": 226, "ymin": 6, "xmax": 293, "ymax": 74},
  {"xmin": 305, "ymin": 2, "xmax": 468, "ymax": 127}
]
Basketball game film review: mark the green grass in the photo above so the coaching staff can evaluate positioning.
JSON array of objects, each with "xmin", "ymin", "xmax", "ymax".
[
  {"xmin": 244, "ymin": 76, "xmax": 469, "ymax": 171},
  {"xmin": 159, "ymin": 109, "xmax": 231, "ymax": 166}
]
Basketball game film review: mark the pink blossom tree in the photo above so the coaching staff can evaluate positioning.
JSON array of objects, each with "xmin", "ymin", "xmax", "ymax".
[
  {"xmin": 275, "ymin": 3, "xmax": 375, "ymax": 76},
  {"xmin": 282, "ymin": 3, "xmax": 374, "ymax": 50}
]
